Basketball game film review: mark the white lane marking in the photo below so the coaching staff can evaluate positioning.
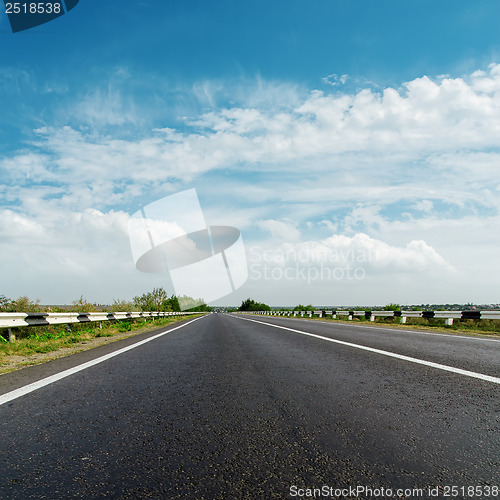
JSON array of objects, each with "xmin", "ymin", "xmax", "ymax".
[
  {"xmin": 232, "ymin": 315, "xmax": 500, "ymax": 385},
  {"xmin": 290, "ymin": 317, "xmax": 500, "ymax": 342},
  {"xmin": 245, "ymin": 314, "xmax": 500, "ymax": 342},
  {"xmin": 0, "ymin": 316, "xmax": 206, "ymax": 406}
]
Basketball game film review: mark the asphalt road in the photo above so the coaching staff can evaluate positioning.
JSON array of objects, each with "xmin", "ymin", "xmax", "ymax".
[{"xmin": 0, "ymin": 313, "xmax": 498, "ymax": 499}]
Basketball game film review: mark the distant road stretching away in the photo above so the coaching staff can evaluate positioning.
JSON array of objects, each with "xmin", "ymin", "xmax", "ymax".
[{"xmin": 1, "ymin": 313, "xmax": 498, "ymax": 499}]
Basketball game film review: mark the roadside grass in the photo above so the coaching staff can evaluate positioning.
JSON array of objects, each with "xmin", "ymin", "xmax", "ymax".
[
  {"xmin": 274, "ymin": 314, "xmax": 500, "ymax": 337},
  {"xmin": 0, "ymin": 315, "xmax": 204, "ymax": 369}
]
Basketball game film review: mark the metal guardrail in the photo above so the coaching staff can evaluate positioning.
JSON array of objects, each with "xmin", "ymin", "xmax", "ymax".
[
  {"xmin": 0, "ymin": 311, "xmax": 202, "ymax": 342},
  {"xmin": 240, "ymin": 309, "xmax": 500, "ymax": 326}
]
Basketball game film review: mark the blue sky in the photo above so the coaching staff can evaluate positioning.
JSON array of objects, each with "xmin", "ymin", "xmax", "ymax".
[{"xmin": 1, "ymin": 0, "xmax": 500, "ymax": 306}]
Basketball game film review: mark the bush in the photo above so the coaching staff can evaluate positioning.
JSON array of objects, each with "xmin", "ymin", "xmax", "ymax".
[
  {"xmin": 117, "ymin": 321, "xmax": 132, "ymax": 332},
  {"xmin": 110, "ymin": 299, "xmax": 135, "ymax": 312},
  {"xmin": 293, "ymin": 304, "xmax": 315, "ymax": 311},
  {"xmin": 383, "ymin": 303, "xmax": 400, "ymax": 311},
  {"xmin": 7, "ymin": 295, "xmax": 41, "ymax": 312}
]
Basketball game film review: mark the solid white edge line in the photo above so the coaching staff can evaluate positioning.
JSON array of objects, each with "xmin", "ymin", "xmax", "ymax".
[
  {"xmin": 238, "ymin": 314, "xmax": 500, "ymax": 342},
  {"xmin": 292, "ymin": 318, "xmax": 500, "ymax": 342},
  {"xmin": 0, "ymin": 315, "xmax": 207, "ymax": 407},
  {"xmin": 231, "ymin": 315, "xmax": 500, "ymax": 385}
]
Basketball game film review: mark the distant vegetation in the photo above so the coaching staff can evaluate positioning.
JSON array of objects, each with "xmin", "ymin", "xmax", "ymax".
[
  {"xmin": 293, "ymin": 304, "xmax": 315, "ymax": 311},
  {"xmin": 0, "ymin": 295, "xmax": 41, "ymax": 313},
  {"xmin": 383, "ymin": 303, "xmax": 401, "ymax": 311},
  {"xmin": 0, "ymin": 288, "xmax": 211, "ymax": 314},
  {"xmin": 235, "ymin": 301, "xmax": 500, "ymax": 335},
  {"xmin": 238, "ymin": 298, "xmax": 271, "ymax": 312},
  {"xmin": 133, "ymin": 287, "xmax": 180, "ymax": 312},
  {"xmin": 0, "ymin": 287, "xmax": 210, "ymax": 347}
]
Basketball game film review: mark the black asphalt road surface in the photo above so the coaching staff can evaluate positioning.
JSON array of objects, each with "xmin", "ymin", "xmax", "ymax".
[{"xmin": 0, "ymin": 313, "xmax": 499, "ymax": 499}]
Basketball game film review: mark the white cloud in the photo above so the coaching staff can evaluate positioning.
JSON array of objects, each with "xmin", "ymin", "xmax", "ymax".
[
  {"xmin": 320, "ymin": 220, "xmax": 338, "ymax": 232},
  {"xmin": 0, "ymin": 206, "xmax": 150, "ymax": 303},
  {"xmin": 74, "ymin": 87, "xmax": 140, "ymax": 126},
  {"xmin": 2, "ymin": 65, "xmax": 500, "ymax": 303},
  {"xmin": 250, "ymin": 232, "xmax": 453, "ymax": 273},
  {"xmin": 343, "ymin": 205, "xmax": 385, "ymax": 232},
  {"xmin": 242, "ymin": 231, "xmax": 457, "ymax": 306},
  {"xmin": 414, "ymin": 200, "xmax": 434, "ymax": 213},
  {"xmin": 257, "ymin": 219, "xmax": 301, "ymax": 241},
  {"xmin": 4, "ymin": 64, "xmax": 500, "ymax": 193},
  {"xmin": 0, "ymin": 67, "xmax": 33, "ymax": 93},
  {"xmin": 42, "ymin": 82, "xmax": 69, "ymax": 94},
  {"xmin": 0, "ymin": 209, "xmax": 45, "ymax": 242},
  {"xmin": 322, "ymin": 73, "xmax": 350, "ymax": 86},
  {"xmin": 0, "ymin": 207, "xmax": 129, "ymax": 247}
]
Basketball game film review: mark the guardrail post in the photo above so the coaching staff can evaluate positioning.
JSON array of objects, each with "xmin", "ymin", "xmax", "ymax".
[
  {"xmin": 400, "ymin": 316, "xmax": 407, "ymax": 324},
  {"xmin": 8, "ymin": 328, "xmax": 15, "ymax": 343},
  {"xmin": 445, "ymin": 318, "xmax": 453, "ymax": 326},
  {"xmin": 370, "ymin": 315, "xmax": 375, "ymax": 322}
]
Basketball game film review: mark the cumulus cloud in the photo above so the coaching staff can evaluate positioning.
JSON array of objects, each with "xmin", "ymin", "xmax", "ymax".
[
  {"xmin": 0, "ymin": 207, "xmax": 129, "ymax": 247},
  {"xmin": 3, "ymin": 65, "xmax": 500, "ymax": 182},
  {"xmin": 0, "ymin": 66, "xmax": 498, "ymax": 207},
  {"xmin": 250, "ymin": 232, "xmax": 453, "ymax": 273},
  {"xmin": 2, "ymin": 65, "xmax": 500, "ymax": 303},
  {"xmin": 343, "ymin": 205, "xmax": 386, "ymax": 232},
  {"xmin": 0, "ymin": 206, "xmax": 139, "ymax": 302}
]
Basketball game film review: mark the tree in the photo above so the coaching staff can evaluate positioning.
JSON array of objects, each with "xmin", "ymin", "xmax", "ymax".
[
  {"xmin": 176, "ymin": 295, "xmax": 212, "ymax": 312},
  {"xmin": 9, "ymin": 295, "xmax": 41, "ymax": 312},
  {"xmin": 133, "ymin": 287, "xmax": 175, "ymax": 312},
  {"xmin": 169, "ymin": 295, "xmax": 181, "ymax": 312},
  {"xmin": 72, "ymin": 296, "xmax": 96, "ymax": 313},
  {"xmin": 0, "ymin": 294, "xmax": 12, "ymax": 312},
  {"xmin": 187, "ymin": 303, "xmax": 212, "ymax": 312},
  {"xmin": 239, "ymin": 298, "xmax": 271, "ymax": 311}
]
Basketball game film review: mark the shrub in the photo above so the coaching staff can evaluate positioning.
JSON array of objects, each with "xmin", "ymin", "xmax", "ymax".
[{"xmin": 117, "ymin": 321, "xmax": 132, "ymax": 332}]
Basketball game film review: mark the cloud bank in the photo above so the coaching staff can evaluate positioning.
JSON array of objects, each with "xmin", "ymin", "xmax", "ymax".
[{"xmin": 1, "ymin": 65, "xmax": 499, "ymax": 304}]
